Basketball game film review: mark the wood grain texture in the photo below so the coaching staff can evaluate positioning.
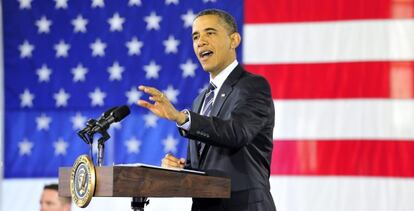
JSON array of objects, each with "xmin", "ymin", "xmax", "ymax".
[{"xmin": 59, "ymin": 166, "xmax": 230, "ymax": 198}]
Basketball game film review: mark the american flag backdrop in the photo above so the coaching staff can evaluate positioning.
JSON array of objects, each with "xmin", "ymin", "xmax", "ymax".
[{"xmin": 1, "ymin": 0, "xmax": 414, "ymax": 211}]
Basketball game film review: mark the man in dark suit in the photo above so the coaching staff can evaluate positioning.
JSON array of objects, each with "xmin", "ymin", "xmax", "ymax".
[{"xmin": 138, "ymin": 9, "xmax": 276, "ymax": 211}]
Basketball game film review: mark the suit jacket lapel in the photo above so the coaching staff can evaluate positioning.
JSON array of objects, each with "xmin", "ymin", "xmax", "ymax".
[
  {"xmin": 193, "ymin": 90, "xmax": 206, "ymax": 114},
  {"xmin": 210, "ymin": 64, "xmax": 244, "ymax": 117},
  {"xmin": 199, "ymin": 65, "xmax": 245, "ymax": 161},
  {"xmin": 190, "ymin": 90, "xmax": 208, "ymax": 168}
]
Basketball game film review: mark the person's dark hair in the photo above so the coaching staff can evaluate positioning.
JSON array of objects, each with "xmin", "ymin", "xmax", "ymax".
[
  {"xmin": 44, "ymin": 183, "xmax": 59, "ymax": 191},
  {"xmin": 43, "ymin": 183, "xmax": 72, "ymax": 205},
  {"xmin": 195, "ymin": 9, "xmax": 238, "ymax": 34}
]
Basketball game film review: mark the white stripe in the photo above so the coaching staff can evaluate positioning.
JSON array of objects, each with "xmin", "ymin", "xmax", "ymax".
[
  {"xmin": 244, "ymin": 20, "xmax": 414, "ymax": 64},
  {"xmin": 270, "ymin": 176, "xmax": 414, "ymax": 211},
  {"xmin": 2, "ymin": 179, "xmax": 191, "ymax": 211},
  {"xmin": 273, "ymin": 99, "xmax": 414, "ymax": 140}
]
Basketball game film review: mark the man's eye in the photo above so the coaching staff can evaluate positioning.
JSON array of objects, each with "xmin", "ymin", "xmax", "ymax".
[{"xmin": 193, "ymin": 36, "xmax": 199, "ymax": 41}]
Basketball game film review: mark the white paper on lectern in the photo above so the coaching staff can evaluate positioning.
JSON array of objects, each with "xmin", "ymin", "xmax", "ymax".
[{"xmin": 115, "ymin": 163, "xmax": 206, "ymax": 175}]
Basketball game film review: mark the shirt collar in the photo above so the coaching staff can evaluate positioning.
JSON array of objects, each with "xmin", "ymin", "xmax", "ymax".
[{"xmin": 210, "ymin": 59, "xmax": 238, "ymax": 93}]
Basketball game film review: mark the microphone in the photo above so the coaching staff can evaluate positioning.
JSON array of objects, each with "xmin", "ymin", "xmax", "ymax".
[
  {"xmin": 90, "ymin": 105, "xmax": 130, "ymax": 133},
  {"xmin": 77, "ymin": 106, "xmax": 120, "ymax": 144}
]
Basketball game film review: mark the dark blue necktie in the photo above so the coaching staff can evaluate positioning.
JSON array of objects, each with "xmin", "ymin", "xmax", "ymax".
[
  {"xmin": 198, "ymin": 82, "xmax": 216, "ymax": 155},
  {"xmin": 201, "ymin": 82, "xmax": 216, "ymax": 116}
]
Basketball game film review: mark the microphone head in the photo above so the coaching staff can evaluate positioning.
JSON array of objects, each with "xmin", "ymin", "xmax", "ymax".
[
  {"xmin": 112, "ymin": 105, "xmax": 130, "ymax": 122},
  {"xmin": 101, "ymin": 106, "xmax": 118, "ymax": 118}
]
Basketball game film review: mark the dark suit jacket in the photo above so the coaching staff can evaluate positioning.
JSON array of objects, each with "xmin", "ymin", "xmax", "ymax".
[{"xmin": 178, "ymin": 65, "xmax": 276, "ymax": 211}]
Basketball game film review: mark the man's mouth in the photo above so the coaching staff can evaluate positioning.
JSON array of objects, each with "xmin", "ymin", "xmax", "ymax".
[{"xmin": 199, "ymin": 50, "xmax": 214, "ymax": 60}]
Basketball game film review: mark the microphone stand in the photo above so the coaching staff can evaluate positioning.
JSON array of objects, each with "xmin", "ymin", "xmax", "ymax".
[
  {"xmin": 131, "ymin": 197, "xmax": 149, "ymax": 211},
  {"xmin": 96, "ymin": 130, "xmax": 110, "ymax": 167}
]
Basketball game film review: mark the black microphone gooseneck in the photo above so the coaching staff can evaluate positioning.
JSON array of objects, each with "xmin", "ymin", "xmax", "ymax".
[{"xmin": 77, "ymin": 105, "xmax": 130, "ymax": 166}]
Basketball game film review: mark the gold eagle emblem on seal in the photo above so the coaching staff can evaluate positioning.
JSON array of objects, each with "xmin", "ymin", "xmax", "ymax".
[{"xmin": 70, "ymin": 155, "xmax": 96, "ymax": 208}]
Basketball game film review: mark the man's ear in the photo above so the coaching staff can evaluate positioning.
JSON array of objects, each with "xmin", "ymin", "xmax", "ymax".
[{"xmin": 230, "ymin": 32, "xmax": 241, "ymax": 49}]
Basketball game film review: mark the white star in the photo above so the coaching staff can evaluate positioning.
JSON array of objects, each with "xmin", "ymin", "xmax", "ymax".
[
  {"xmin": 128, "ymin": 0, "xmax": 141, "ymax": 6},
  {"xmin": 89, "ymin": 87, "xmax": 106, "ymax": 107},
  {"xmin": 125, "ymin": 86, "xmax": 142, "ymax": 105},
  {"xmin": 165, "ymin": 0, "xmax": 179, "ymax": 5},
  {"xmin": 163, "ymin": 35, "xmax": 180, "ymax": 54},
  {"xmin": 54, "ymin": 0, "xmax": 68, "ymax": 9},
  {"xmin": 72, "ymin": 15, "xmax": 88, "ymax": 33},
  {"xmin": 124, "ymin": 137, "xmax": 141, "ymax": 154},
  {"xmin": 162, "ymin": 135, "xmax": 178, "ymax": 153},
  {"xmin": 180, "ymin": 59, "xmax": 197, "ymax": 78},
  {"xmin": 203, "ymin": 0, "xmax": 216, "ymax": 2},
  {"xmin": 36, "ymin": 64, "xmax": 52, "ymax": 82},
  {"xmin": 54, "ymin": 138, "xmax": 69, "ymax": 156},
  {"xmin": 71, "ymin": 63, "xmax": 88, "ymax": 82},
  {"xmin": 143, "ymin": 112, "xmax": 158, "ymax": 128},
  {"xmin": 19, "ymin": 89, "xmax": 35, "ymax": 108},
  {"xmin": 108, "ymin": 12, "xmax": 125, "ymax": 32},
  {"xmin": 19, "ymin": 138, "xmax": 33, "ymax": 156},
  {"xmin": 54, "ymin": 40, "xmax": 70, "ymax": 58},
  {"xmin": 35, "ymin": 16, "xmax": 52, "ymax": 34},
  {"xmin": 144, "ymin": 11, "xmax": 162, "ymax": 30},
  {"xmin": 125, "ymin": 37, "xmax": 143, "ymax": 56},
  {"xmin": 91, "ymin": 0, "xmax": 104, "ymax": 8},
  {"xmin": 143, "ymin": 60, "xmax": 161, "ymax": 79},
  {"xmin": 18, "ymin": 0, "xmax": 32, "ymax": 9},
  {"xmin": 108, "ymin": 61, "xmax": 124, "ymax": 81},
  {"xmin": 71, "ymin": 112, "xmax": 87, "ymax": 130},
  {"xmin": 111, "ymin": 122, "xmax": 122, "ymax": 130},
  {"xmin": 163, "ymin": 85, "xmax": 180, "ymax": 104},
  {"xmin": 53, "ymin": 88, "xmax": 70, "ymax": 107},
  {"xmin": 181, "ymin": 10, "xmax": 195, "ymax": 28},
  {"xmin": 19, "ymin": 40, "xmax": 34, "ymax": 58},
  {"xmin": 90, "ymin": 38, "xmax": 106, "ymax": 57},
  {"xmin": 36, "ymin": 113, "xmax": 52, "ymax": 131}
]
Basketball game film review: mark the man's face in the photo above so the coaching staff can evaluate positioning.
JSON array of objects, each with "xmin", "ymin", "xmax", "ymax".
[
  {"xmin": 40, "ymin": 189, "xmax": 68, "ymax": 211},
  {"xmin": 192, "ymin": 15, "xmax": 238, "ymax": 77}
]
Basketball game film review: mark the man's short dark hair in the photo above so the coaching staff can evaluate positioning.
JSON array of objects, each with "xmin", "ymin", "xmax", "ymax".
[
  {"xmin": 195, "ymin": 9, "xmax": 238, "ymax": 34},
  {"xmin": 44, "ymin": 183, "xmax": 59, "ymax": 191},
  {"xmin": 43, "ymin": 183, "xmax": 72, "ymax": 205}
]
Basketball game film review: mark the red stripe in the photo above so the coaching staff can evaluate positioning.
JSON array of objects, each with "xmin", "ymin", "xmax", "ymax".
[
  {"xmin": 245, "ymin": 62, "xmax": 414, "ymax": 99},
  {"xmin": 245, "ymin": 0, "xmax": 414, "ymax": 23},
  {"xmin": 271, "ymin": 140, "xmax": 414, "ymax": 177}
]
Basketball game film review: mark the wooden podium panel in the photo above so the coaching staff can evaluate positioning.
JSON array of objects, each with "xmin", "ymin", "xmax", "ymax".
[{"xmin": 59, "ymin": 166, "xmax": 230, "ymax": 198}]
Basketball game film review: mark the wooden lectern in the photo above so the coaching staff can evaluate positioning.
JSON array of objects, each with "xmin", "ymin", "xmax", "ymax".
[{"xmin": 59, "ymin": 166, "xmax": 231, "ymax": 210}]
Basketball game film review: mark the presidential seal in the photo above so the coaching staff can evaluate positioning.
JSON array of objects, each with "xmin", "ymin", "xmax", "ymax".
[{"xmin": 70, "ymin": 155, "xmax": 96, "ymax": 208}]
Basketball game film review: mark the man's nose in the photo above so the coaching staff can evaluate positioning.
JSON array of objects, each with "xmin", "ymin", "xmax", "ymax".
[{"xmin": 197, "ymin": 36, "xmax": 207, "ymax": 47}]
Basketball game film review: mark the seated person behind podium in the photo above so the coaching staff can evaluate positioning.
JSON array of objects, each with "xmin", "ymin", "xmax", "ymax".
[
  {"xmin": 137, "ymin": 8, "xmax": 276, "ymax": 211},
  {"xmin": 40, "ymin": 184, "xmax": 71, "ymax": 211}
]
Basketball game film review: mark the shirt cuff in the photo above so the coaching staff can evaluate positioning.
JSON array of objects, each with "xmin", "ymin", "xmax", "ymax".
[{"xmin": 177, "ymin": 109, "xmax": 191, "ymax": 130}]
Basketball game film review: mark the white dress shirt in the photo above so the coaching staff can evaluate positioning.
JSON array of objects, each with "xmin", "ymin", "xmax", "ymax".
[{"xmin": 179, "ymin": 59, "xmax": 239, "ymax": 130}]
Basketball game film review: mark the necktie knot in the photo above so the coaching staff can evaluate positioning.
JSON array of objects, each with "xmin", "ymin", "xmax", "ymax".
[{"xmin": 208, "ymin": 82, "xmax": 216, "ymax": 92}]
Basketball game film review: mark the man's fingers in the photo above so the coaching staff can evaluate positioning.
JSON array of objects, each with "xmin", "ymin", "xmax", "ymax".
[
  {"xmin": 149, "ymin": 95, "xmax": 163, "ymax": 103},
  {"xmin": 139, "ymin": 85, "xmax": 163, "ymax": 97},
  {"xmin": 137, "ymin": 100, "xmax": 153, "ymax": 108},
  {"xmin": 161, "ymin": 158, "xmax": 184, "ymax": 168},
  {"xmin": 161, "ymin": 154, "xmax": 185, "ymax": 168},
  {"xmin": 164, "ymin": 153, "xmax": 180, "ymax": 162}
]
